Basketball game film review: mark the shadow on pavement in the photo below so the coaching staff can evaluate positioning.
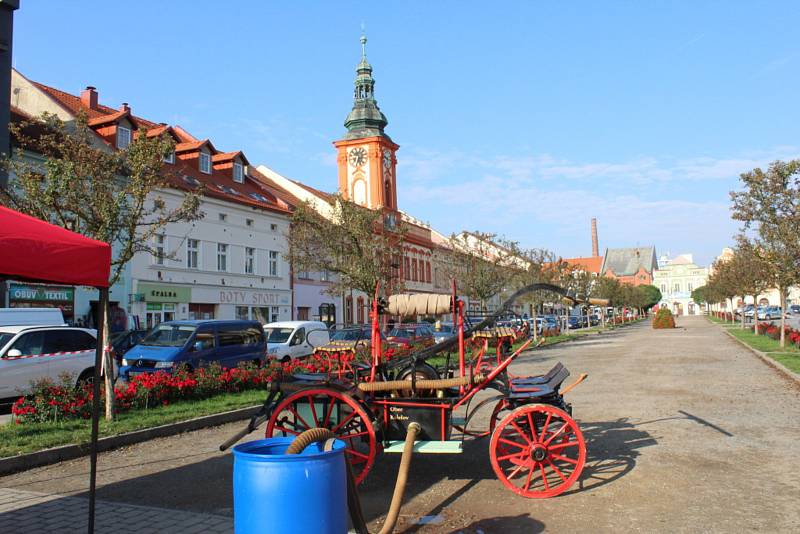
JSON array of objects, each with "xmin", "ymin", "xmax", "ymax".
[
  {"xmin": 564, "ymin": 417, "xmax": 658, "ymax": 496},
  {"xmin": 444, "ymin": 514, "xmax": 545, "ymax": 533}
]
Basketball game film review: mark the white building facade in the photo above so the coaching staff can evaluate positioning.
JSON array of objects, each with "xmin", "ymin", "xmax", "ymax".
[
  {"xmin": 129, "ymin": 191, "xmax": 292, "ymax": 329},
  {"xmin": 653, "ymin": 254, "xmax": 709, "ymax": 316}
]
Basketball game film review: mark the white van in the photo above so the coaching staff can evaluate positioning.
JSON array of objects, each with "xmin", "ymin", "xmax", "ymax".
[
  {"xmin": 0, "ymin": 308, "xmax": 66, "ymax": 327},
  {"xmin": 264, "ymin": 321, "xmax": 329, "ymax": 362},
  {"xmin": 0, "ymin": 325, "xmax": 108, "ymax": 403}
]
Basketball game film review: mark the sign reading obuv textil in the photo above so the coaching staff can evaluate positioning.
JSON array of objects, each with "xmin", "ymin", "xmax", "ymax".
[{"xmin": 9, "ymin": 282, "xmax": 74, "ymax": 303}]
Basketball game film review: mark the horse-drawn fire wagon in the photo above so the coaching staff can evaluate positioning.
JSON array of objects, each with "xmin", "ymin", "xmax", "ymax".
[{"xmin": 223, "ymin": 283, "xmax": 604, "ymax": 498}]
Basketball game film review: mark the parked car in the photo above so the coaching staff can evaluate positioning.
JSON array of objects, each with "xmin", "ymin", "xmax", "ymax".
[
  {"xmin": 788, "ymin": 304, "xmax": 800, "ymax": 315},
  {"xmin": 387, "ymin": 324, "xmax": 436, "ymax": 352},
  {"xmin": 264, "ymin": 321, "xmax": 329, "ymax": 362},
  {"xmin": 736, "ymin": 304, "xmax": 754, "ymax": 318},
  {"xmin": 110, "ymin": 329, "xmax": 147, "ymax": 364},
  {"xmin": 119, "ymin": 320, "xmax": 266, "ymax": 380},
  {"xmin": 432, "ymin": 323, "xmax": 455, "ymax": 344},
  {"xmin": 0, "ymin": 307, "xmax": 66, "ymax": 327},
  {"xmin": 0, "ymin": 325, "xmax": 103, "ymax": 403},
  {"xmin": 757, "ymin": 306, "xmax": 782, "ymax": 321},
  {"xmin": 568, "ymin": 315, "xmax": 591, "ymax": 329}
]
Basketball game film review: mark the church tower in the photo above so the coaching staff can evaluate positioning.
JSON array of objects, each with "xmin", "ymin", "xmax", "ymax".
[{"xmin": 334, "ymin": 35, "xmax": 399, "ymax": 215}]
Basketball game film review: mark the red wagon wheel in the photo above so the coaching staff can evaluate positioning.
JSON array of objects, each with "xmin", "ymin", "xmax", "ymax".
[
  {"xmin": 266, "ymin": 388, "xmax": 377, "ymax": 485},
  {"xmin": 489, "ymin": 404, "xmax": 586, "ymax": 498}
]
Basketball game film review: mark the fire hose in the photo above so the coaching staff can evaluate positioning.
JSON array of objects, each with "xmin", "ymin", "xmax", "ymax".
[{"xmin": 287, "ymin": 423, "xmax": 421, "ymax": 534}]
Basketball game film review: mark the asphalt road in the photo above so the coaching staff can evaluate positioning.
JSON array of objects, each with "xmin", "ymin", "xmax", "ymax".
[{"xmin": 1, "ymin": 316, "xmax": 798, "ymax": 533}]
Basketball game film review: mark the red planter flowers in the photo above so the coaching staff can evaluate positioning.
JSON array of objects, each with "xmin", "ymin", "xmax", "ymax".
[{"xmin": 12, "ymin": 360, "xmax": 305, "ymax": 425}]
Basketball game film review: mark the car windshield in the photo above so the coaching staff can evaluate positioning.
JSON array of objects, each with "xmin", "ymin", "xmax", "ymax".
[
  {"xmin": 388, "ymin": 328, "xmax": 415, "ymax": 338},
  {"xmin": 264, "ymin": 328, "xmax": 294, "ymax": 343},
  {"xmin": 0, "ymin": 332, "xmax": 14, "ymax": 348},
  {"xmin": 331, "ymin": 329, "xmax": 367, "ymax": 341},
  {"xmin": 140, "ymin": 324, "xmax": 197, "ymax": 347}
]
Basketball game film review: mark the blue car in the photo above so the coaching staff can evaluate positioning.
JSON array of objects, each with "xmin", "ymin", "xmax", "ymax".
[{"xmin": 119, "ymin": 320, "xmax": 266, "ymax": 380}]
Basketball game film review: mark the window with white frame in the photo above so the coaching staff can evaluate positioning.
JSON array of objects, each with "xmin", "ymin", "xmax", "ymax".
[
  {"xmin": 200, "ymin": 152, "xmax": 211, "ymax": 174},
  {"xmin": 219, "ymin": 213, "xmax": 227, "ymax": 222},
  {"xmin": 245, "ymin": 247, "xmax": 255, "ymax": 274},
  {"xmin": 246, "ymin": 218, "xmax": 254, "ymax": 227},
  {"xmin": 320, "ymin": 270, "xmax": 329, "ymax": 282},
  {"xmin": 688, "ymin": 282, "xmax": 693, "ymax": 292},
  {"xmin": 164, "ymin": 151, "xmax": 175, "ymax": 164},
  {"xmin": 270, "ymin": 306, "xmax": 280, "ymax": 322},
  {"xmin": 674, "ymin": 283, "xmax": 680, "ymax": 293},
  {"xmin": 187, "ymin": 239, "xmax": 199, "ymax": 269},
  {"xmin": 217, "ymin": 243, "xmax": 228, "ymax": 271},
  {"xmin": 153, "ymin": 234, "xmax": 165, "ymax": 265},
  {"xmin": 270, "ymin": 223, "xmax": 278, "ymax": 232},
  {"xmin": 233, "ymin": 162, "xmax": 244, "ymax": 183},
  {"xmin": 269, "ymin": 251, "xmax": 279, "ymax": 277},
  {"xmin": 117, "ymin": 126, "xmax": 131, "ymax": 149}
]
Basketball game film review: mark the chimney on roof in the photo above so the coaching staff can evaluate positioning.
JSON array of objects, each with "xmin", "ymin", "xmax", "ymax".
[
  {"xmin": 591, "ymin": 218, "xmax": 599, "ymax": 257},
  {"xmin": 81, "ymin": 86, "xmax": 98, "ymax": 110},
  {"xmin": 120, "ymin": 102, "xmax": 130, "ymax": 112}
]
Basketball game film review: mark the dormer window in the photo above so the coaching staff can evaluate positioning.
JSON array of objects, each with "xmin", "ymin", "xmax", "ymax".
[
  {"xmin": 117, "ymin": 126, "xmax": 131, "ymax": 149},
  {"xmin": 199, "ymin": 152, "xmax": 211, "ymax": 174},
  {"xmin": 164, "ymin": 151, "xmax": 175, "ymax": 164},
  {"xmin": 233, "ymin": 162, "xmax": 244, "ymax": 183}
]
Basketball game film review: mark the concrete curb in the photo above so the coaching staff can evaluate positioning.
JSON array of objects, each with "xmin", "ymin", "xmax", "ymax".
[
  {"xmin": 719, "ymin": 327, "xmax": 800, "ymax": 386},
  {"xmin": 0, "ymin": 404, "xmax": 260, "ymax": 476}
]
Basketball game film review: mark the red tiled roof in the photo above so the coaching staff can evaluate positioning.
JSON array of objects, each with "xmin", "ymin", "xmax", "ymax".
[
  {"xmin": 291, "ymin": 179, "xmax": 335, "ymax": 203},
  {"xmin": 32, "ymin": 81, "xmax": 158, "ymax": 129},
  {"xmin": 175, "ymin": 139, "xmax": 214, "ymax": 153},
  {"xmin": 212, "ymin": 151, "xmax": 250, "ymax": 165},
  {"xmin": 172, "ymin": 125, "xmax": 198, "ymax": 143},
  {"xmin": 562, "ymin": 256, "xmax": 603, "ymax": 274},
  {"xmin": 25, "ymin": 77, "xmax": 294, "ymax": 216},
  {"xmin": 248, "ymin": 167, "xmax": 301, "ymax": 207},
  {"xmin": 86, "ymin": 109, "xmax": 132, "ymax": 127}
]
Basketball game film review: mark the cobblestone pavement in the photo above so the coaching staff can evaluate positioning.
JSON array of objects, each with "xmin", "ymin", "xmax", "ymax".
[
  {"xmin": 0, "ymin": 316, "xmax": 798, "ymax": 533},
  {"xmin": 0, "ymin": 487, "xmax": 231, "ymax": 533}
]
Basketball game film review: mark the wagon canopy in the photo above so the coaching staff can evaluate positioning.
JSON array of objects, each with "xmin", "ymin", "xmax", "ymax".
[{"xmin": 0, "ymin": 205, "xmax": 111, "ymax": 287}]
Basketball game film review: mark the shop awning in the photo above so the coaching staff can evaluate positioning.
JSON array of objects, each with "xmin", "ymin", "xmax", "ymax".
[{"xmin": 0, "ymin": 206, "xmax": 112, "ymax": 287}]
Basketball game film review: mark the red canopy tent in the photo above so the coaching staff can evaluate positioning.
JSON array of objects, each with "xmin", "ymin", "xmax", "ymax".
[{"xmin": 0, "ymin": 205, "xmax": 111, "ymax": 533}]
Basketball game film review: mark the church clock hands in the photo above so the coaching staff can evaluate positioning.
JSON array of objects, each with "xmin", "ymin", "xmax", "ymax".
[{"xmin": 348, "ymin": 147, "xmax": 367, "ymax": 167}]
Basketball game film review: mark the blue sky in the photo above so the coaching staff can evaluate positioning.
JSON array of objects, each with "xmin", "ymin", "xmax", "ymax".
[{"xmin": 12, "ymin": 1, "xmax": 800, "ymax": 266}]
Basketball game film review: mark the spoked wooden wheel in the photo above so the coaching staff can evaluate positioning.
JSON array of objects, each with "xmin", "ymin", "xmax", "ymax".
[
  {"xmin": 490, "ymin": 404, "xmax": 586, "ymax": 498},
  {"xmin": 266, "ymin": 388, "xmax": 377, "ymax": 485}
]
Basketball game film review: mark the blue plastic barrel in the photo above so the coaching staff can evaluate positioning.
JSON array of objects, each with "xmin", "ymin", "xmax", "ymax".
[{"xmin": 232, "ymin": 437, "xmax": 347, "ymax": 534}]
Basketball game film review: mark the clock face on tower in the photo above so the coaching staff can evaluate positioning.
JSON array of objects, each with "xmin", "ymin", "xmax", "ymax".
[
  {"xmin": 382, "ymin": 148, "xmax": 392, "ymax": 170},
  {"xmin": 348, "ymin": 147, "xmax": 367, "ymax": 167}
]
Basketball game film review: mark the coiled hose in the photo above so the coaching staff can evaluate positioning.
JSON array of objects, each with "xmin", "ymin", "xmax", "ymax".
[{"xmin": 287, "ymin": 423, "xmax": 422, "ymax": 534}]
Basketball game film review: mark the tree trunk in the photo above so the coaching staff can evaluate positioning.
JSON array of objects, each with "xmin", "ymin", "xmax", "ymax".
[
  {"xmin": 532, "ymin": 307, "xmax": 538, "ymax": 341},
  {"xmin": 780, "ymin": 289, "xmax": 786, "ymax": 348},
  {"xmin": 752, "ymin": 295, "xmax": 759, "ymax": 335},
  {"xmin": 740, "ymin": 296, "xmax": 745, "ymax": 329},
  {"xmin": 102, "ymin": 299, "xmax": 115, "ymax": 421}
]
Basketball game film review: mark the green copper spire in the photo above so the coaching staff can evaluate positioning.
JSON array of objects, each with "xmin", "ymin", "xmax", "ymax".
[{"xmin": 344, "ymin": 33, "xmax": 390, "ymax": 140}]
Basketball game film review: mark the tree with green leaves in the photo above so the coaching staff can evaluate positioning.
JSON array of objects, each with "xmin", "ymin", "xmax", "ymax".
[
  {"xmin": 286, "ymin": 194, "xmax": 406, "ymax": 301},
  {"xmin": 731, "ymin": 160, "xmax": 800, "ymax": 347},
  {"xmin": 1, "ymin": 112, "xmax": 203, "ymax": 419},
  {"xmin": 444, "ymin": 232, "xmax": 522, "ymax": 314},
  {"xmin": 727, "ymin": 236, "xmax": 773, "ymax": 333},
  {"xmin": 512, "ymin": 248, "xmax": 560, "ymax": 339},
  {"xmin": 638, "ymin": 285, "xmax": 662, "ymax": 312}
]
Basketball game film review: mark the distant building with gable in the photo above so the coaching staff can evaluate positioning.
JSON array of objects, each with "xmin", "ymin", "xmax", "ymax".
[{"xmin": 600, "ymin": 246, "xmax": 658, "ymax": 286}]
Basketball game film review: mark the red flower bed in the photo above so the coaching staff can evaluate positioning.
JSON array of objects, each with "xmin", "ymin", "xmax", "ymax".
[
  {"xmin": 750, "ymin": 321, "xmax": 800, "ymax": 346},
  {"xmin": 12, "ymin": 360, "xmax": 308, "ymax": 425}
]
